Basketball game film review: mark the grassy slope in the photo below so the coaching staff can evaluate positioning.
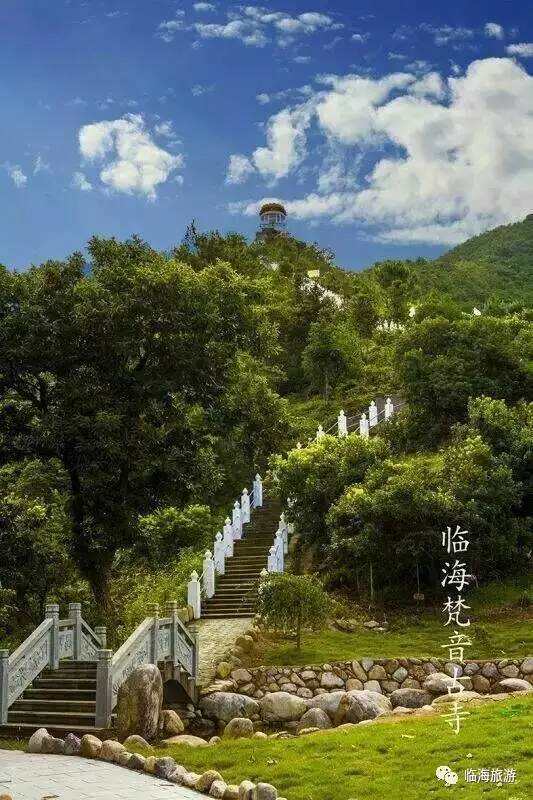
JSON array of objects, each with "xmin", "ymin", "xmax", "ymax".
[{"xmin": 154, "ymin": 696, "xmax": 533, "ymax": 800}]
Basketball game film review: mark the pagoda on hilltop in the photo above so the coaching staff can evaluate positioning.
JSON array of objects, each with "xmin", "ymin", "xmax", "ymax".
[{"xmin": 256, "ymin": 202, "xmax": 289, "ymax": 240}]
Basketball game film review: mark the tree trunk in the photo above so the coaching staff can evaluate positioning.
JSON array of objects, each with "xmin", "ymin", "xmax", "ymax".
[{"xmin": 296, "ymin": 603, "xmax": 302, "ymax": 651}]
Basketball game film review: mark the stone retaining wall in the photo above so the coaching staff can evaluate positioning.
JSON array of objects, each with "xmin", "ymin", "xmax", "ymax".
[{"xmin": 220, "ymin": 657, "xmax": 533, "ymax": 700}]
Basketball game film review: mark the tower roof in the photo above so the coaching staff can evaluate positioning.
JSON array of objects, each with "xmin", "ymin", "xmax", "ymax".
[{"xmin": 259, "ymin": 202, "xmax": 287, "ymax": 217}]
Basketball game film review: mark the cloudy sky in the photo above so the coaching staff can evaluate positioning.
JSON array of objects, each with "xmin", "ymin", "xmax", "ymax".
[{"xmin": 2, "ymin": 0, "xmax": 533, "ymax": 270}]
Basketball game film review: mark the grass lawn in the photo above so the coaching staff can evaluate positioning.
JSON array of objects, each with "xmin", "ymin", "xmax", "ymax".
[
  {"xmin": 155, "ymin": 696, "xmax": 533, "ymax": 800},
  {"xmin": 252, "ymin": 616, "xmax": 533, "ymax": 666}
]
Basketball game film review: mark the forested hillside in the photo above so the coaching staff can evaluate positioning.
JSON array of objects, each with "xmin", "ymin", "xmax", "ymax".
[
  {"xmin": 402, "ymin": 215, "xmax": 533, "ymax": 305},
  {"xmin": 0, "ymin": 219, "xmax": 531, "ymax": 650}
]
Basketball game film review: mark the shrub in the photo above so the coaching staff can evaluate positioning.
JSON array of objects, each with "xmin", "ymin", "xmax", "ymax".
[{"xmin": 257, "ymin": 573, "xmax": 330, "ymax": 651}]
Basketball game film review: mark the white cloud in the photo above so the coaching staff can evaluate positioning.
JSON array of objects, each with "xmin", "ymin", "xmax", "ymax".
[
  {"xmin": 485, "ymin": 22, "xmax": 505, "ymax": 39},
  {"xmin": 154, "ymin": 120, "xmax": 175, "ymax": 137},
  {"xmin": 72, "ymin": 171, "xmax": 93, "ymax": 191},
  {"xmin": 157, "ymin": 10, "xmax": 186, "ymax": 42},
  {"xmin": 226, "ymin": 154, "xmax": 255, "ymax": 184},
  {"xmin": 33, "ymin": 155, "xmax": 51, "ymax": 175},
  {"xmin": 393, "ymin": 23, "xmax": 474, "ymax": 46},
  {"xmin": 228, "ymin": 58, "xmax": 533, "ymax": 244},
  {"xmin": 352, "ymin": 33, "xmax": 369, "ymax": 43},
  {"xmin": 294, "ymin": 55, "xmax": 311, "ymax": 63},
  {"xmin": 507, "ymin": 43, "xmax": 533, "ymax": 58},
  {"xmin": 162, "ymin": 6, "xmax": 340, "ymax": 48},
  {"xmin": 5, "ymin": 164, "xmax": 27, "ymax": 188},
  {"xmin": 78, "ymin": 114, "xmax": 184, "ymax": 199},
  {"xmin": 191, "ymin": 84, "xmax": 214, "ymax": 96}
]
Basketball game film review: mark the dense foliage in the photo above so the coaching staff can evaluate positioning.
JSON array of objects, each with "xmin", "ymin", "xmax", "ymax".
[{"xmin": 257, "ymin": 572, "xmax": 330, "ymax": 650}]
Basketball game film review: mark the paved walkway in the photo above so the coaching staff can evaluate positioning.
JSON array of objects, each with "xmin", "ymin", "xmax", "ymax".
[
  {"xmin": 189, "ymin": 617, "xmax": 253, "ymax": 685},
  {"xmin": 0, "ymin": 751, "xmax": 203, "ymax": 800}
]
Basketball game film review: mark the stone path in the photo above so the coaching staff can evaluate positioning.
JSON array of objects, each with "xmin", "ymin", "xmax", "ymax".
[
  {"xmin": 0, "ymin": 751, "xmax": 203, "ymax": 800},
  {"xmin": 189, "ymin": 617, "xmax": 253, "ymax": 686}
]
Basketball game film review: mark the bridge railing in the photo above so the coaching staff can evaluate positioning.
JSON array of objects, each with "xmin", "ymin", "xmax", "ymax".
[
  {"xmin": 95, "ymin": 600, "xmax": 197, "ymax": 729},
  {"xmin": 0, "ymin": 602, "xmax": 105, "ymax": 724}
]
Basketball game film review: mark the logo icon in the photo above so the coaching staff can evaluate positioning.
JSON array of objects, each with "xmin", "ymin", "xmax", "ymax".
[{"xmin": 436, "ymin": 765, "xmax": 459, "ymax": 786}]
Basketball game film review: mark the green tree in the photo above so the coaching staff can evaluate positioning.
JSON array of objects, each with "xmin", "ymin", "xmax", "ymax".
[
  {"xmin": 0, "ymin": 238, "xmax": 282, "ymax": 610},
  {"xmin": 257, "ymin": 573, "xmax": 330, "ymax": 651},
  {"xmin": 302, "ymin": 318, "xmax": 361, "ymax": 397}
]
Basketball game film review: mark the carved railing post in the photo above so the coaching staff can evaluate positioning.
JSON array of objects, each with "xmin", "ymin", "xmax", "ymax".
[
  {"xmin": 95, "ymin": 626, "xmax": 107, "ymax": 649},
  {"xmin": 253, "ymin": 474, "xmax": 263, "ymax": 507},
  {"xmin": 232, "ymin": 501, "xmax": 242, "ymax": 540},
  {"xmin": 275, "ymin": 531, "xmax": 284, "ymax": 572},
  {"xmin": 148, "ymin": 603, "xmax": 159, "ymax": 664},
  {"xmin": 267, "ymin": 545, "xmax": 277, "ymax": 573},
  {"xmin": 214, "ymin": 532, "xmax": 225, "ymax": 575},
  {"xmin": 359, "ymin": 413, "xmax": 369, "ymax": 438},
  {"xmin": 369, "ymin": 400, "xmax": 378, "ymax": 427},
  {"xmin": 338, "ymin": 410, "xmax": 348, "ymax": 437},
  {"xmin": 385, "ymin": 397, "xmax": 394, "ymax": 419},
  {"xmin": 241, "ymin": 488, "xmax": 250, "ymax": 523},
  {"xmin": 68, "ymin": 602, "xmax": 83, "ymax": 660},
  {"xmin": 95, "ymin": 649, "xmax": 113, "ymax": 729},
  {"xmin": 165, "ymin": 601, "xmax": 178, "ymax": 666},
  {"xmin": 316, "ymin": 424, "xmax": 325, "ymax": 440},
  {"xmin": 203, "ymin": 551, "xmax": 215, "ymax": 599},
  {"xmin": 187, "ymin": 571, "xmax": 201, "ymax": 619},
  {"xmin": 0, "ymin": 650, "xmax": 9, "ymax": 724},
  {"xmin": 223, "ymin": 517, "xmax": 234, "ymax": 558},
  {"xmin": 45, "ymin": 603, "xmax": 60, "ymax": 670}
]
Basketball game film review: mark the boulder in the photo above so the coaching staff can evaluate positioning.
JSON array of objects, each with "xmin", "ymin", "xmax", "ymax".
[
  {"xmin": 155, "ymin": 757, "xmax": 178, "ymax": 780},
  {"xmin": 501, "ymin": 665, "xmax": 520, "ymax": 678},
  {"xmin": 432, "ymin": 691, "xmax": 481, "ymax": 705},
  {"xmin": 224, "ymin": 786, "xmax": 240, "ymax": 800},
  {"xmin": 351, "ymin": 661, "xmax": 367, "ymax": 682},
  {"xmin": 28, "ymin": 727, "xmax": 49, "ymax": 754},
  {"xmin": 99, "ymin": 740, "xmax": 126, "ymax": 762},
  {"xmin": 216, "ymin": 662, "xmax": 232, "ymax": 679},
  {"xmin": 342, "ymin": 690, "xmax": 392, "ymax": 723},
  {"xmin": 346, "ymin": 679, "xmax": 363, "ymax": 691},
  {"xmin": 41, "ymin": 734, "xmax": 65, "ymax": 755},
  {"xmin": 123, "ymin": 734, "xmax": 155, "ymax": 755},
  {"xmin": 320, "ymin": 671, "xmax": 344, "ymax": 689},
  {"xmin": 296, "ymin": 708, "xmax": 332, "ymax": 732},
  {"xmin": 368, "ymin": 665, "xmax": 387, "ymax": 680},
  {"xmin": 63, "ymin": 733, "xmax": 81, "ymax": 756},
  {"xmin": 196, "ymin": 770, "xmax": 224, "ymax": 792},
  {"xmin": 481, "ymin": 662, "xmax": 499, "ymax": 679},
  {"xmin": 390, "ymin": 688, "xmax": 434, "ymax": 709},
  {"xmin": 159, "ymin": 709, "xmax": 184, "ymax": 737},
  {"xmin": 162, "ymin": 734, "xmax": 209, "ymax": 747},
  {"xmin": 521, "ymin": 657, "xmax": 533, "ymax": 674},
  {"xmin": 127, "ymin": 753, "xmax": 146, "ymax": 770},
  {"xmin": 392, "ymin": 667, "xmax": 408, "ymax": 683},
  {"xmin": 363, "ymin": 680, "xmax": 382, "ymax": 693},
  {"xmin": 200, "ymin": 692, "xmax": 260, "ymax": 723},
  {"xmin": 423, "ymin": 672, "xmax": 468, "ymax": 695},
  {"xmin": 252, "ymin": 784, "xmax": 278, "ymax": 800},
  {"xmin": 116, "ymin": 664, "xmax": 163, "ymax": 742},
  {"xmin": 472, "ymin": 675, "xmax": 491, "ymax": 693},
  {"xmin": 231, "ymin": 668, "xmax": 253, "ymax": 684},
  {"xmin": 239, "ymin": 780, "xmax": 256, "ymax": 800},
  {"xmin": 144, "ymin": 756, "xmax": 157, "ymax": 773},
  {"xmin": 183, "ymin": 772, "xmax": 201, "ymax": 788},
  {"xmin": 493, "ymin": 678, "xmax": 533, "ymax": 693},
  {"xmin": 305, "ymin": 690, "xmax": 347, "ymax": 720},
  {"xmin": 224, "ymin": 717, "xmax": 254, "ymax": 739},
  {"xmin": 235, "ymin": 635, "xmax": 254, "ymax": 653},
  {"xmin": 80, "ymin": 734, "xmax": 103, "ymax": 758},
  {"xmin": 210, "ymin": 779, "xmax": 228, "ymax": 798},
  {"xmin": 259, "ymin": 691, "xmax": 307, "ymax": 723}
]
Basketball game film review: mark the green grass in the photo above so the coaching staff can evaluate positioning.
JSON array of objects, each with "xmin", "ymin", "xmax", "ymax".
[
  {"xmin": 253, "ymin": 616, "xmax": 533, "ymax": 666},
  {"xmin": 156, "ymin": 696, "xmax": 533, "ymax": 800},
  {"xmin": 0, "ymin": 738, "xmax": 25, "ymax": 750}
]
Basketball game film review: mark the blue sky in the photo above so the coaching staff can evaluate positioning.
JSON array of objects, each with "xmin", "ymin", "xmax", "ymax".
[{"xmin": 2, "ymin": 0, "xmax": 533, "ymax": 271}]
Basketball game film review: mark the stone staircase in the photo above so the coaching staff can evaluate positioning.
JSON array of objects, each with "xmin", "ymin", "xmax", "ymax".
[
  {"xmin": 201, "ymin": 494, "xmax": 281, "ymax": 619},
  {"xmin": 0, "ymin": 661, "xmax": 114, "ymax": 739}
]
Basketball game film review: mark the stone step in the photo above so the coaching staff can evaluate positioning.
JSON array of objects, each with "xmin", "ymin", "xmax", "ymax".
[
  {"xmin": 201, "ymin": 612, "xmax": 255, "ymax": 619},
  {"xmin": 33, "ymin": 678, "xmax": 97, "ymax": 690},
  {"xmin": 24, "ymin": 688, "xmax": 96, "ymax": 702},
  {"xmin": 10, "ymin": 699, "xmax": 96, "ymax": 713}
]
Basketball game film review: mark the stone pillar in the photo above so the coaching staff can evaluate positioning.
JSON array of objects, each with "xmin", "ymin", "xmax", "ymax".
[
  {"xmin": 148, "ymin": 603, "xmax": 159, "ymax": 664},
  {"xmin": 253, "ymin": 474, "xmax": 263, "ymax": 507},
  {"xmin": 359, "ymin": 413, "xmax": 369, "ymax": 438},
  {"xmin": 316, "ymin": 424, "xmax": 325, "ymax": 440},
  {"xmin": 337, "ymin": 410, "xmax": 348, "ymax": 437},
  {"xmin": 214, "ymin": 532, "xmax": 225, "ymax": 575},
  {"xmin": 203, "ymin": 551, "xmax": 215, "ymax": 599},
  {"xmin": 267, "ymin": 545, "xmax": 277, "ymax": 573},
  {"xmin": 241, "ymin": 488, "xmax": 251, "ymax": 524},
  {"xmin": 385, "ymin": 397, "xmax": 394, "ymax": 419},
  {"xmin": 95, "ymin": 649, "xmax": 113, "ymax": 729},
  {"xmin": 0, "ymin": 650, "xmax": 9, "ymax": 724},
  {"xmin": 223, "ymin": 517, "xmax": 234, "ymax": 558},
  {"xmin": 275, "ymin": 531, "xmax": 284, "ymax": 572},
  {"xmin": 68, "ymin": 602, "xmax": 83, "ymax": 660},
  {"xmin": 165, "ymin": 601, "xmax": 178, "ymax": 666},
  {"xmin": 232, "ymin": 501, "xmax": 242, "ymax": 540},
  {"xmin": 296, "ymin": 441, "xmax": 302, "ymax": 449},
  {"xmin": 369, "ymin": 400, "xmax": 378, "ymax": 427},
  {"xmin": 279, "ymin": 513, "xmax": 289, "ymax": 555},
  {"xmin": 187, "ymin": 571, "xmax": 201, "ymax": 619},
  {"xmin": 95, "ymin": 626, "xmax": 107, "ymax": 650},
  {"xmin": 45, "ymin": 603, "xmax": 60, "ymax": 671}
]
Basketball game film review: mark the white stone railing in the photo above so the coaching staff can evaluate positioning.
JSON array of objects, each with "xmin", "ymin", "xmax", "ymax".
[
  {"xmin": 0, "ymin": 602, "xmax": 105, "ymax": 724},
  {"xmin": 296, "ymin": 397, "xmax": 402, "ymax": 449},
  {"xmin": 187, "ymin": 474, "xmax": 263, "ymax": 619},
  {"xmin": 95, "ymin": 600, "xmax": 197, "ymax": 728}
]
